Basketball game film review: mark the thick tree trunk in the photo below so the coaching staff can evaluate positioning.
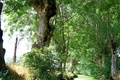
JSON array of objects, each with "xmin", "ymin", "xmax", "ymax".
[
  {"xmin": 32, "ymin": 0, "xmax": 56, "ymax": 48},
  {"xmin": 0, "ymin": 2, "xmax": 6, "ymax": 71}
]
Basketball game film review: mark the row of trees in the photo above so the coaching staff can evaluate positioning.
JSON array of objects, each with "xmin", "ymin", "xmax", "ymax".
[{"xmin": 1, "ymin": 0, "xmax": 120, "ymax": 79}]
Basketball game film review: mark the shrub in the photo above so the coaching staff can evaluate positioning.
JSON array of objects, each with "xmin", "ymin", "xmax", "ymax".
[{"xmin": 22, "ymin": 48, "xmax": 57, "ymax": 80}]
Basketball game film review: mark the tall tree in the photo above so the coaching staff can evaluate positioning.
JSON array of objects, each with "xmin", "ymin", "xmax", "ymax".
[
  {"xmin": 4, "ymin": 0, "xmax": 56, "ymax": 49},
  {"xmin": 0, "ymin": 1, "xmax": 6, "ymax": 71}
]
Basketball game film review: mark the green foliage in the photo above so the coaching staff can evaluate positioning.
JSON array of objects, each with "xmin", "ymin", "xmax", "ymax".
[
  {"xmin": 0, "ymin": 70, "xmax": 12, "ymax": 80},
  {"xmin": 3, "ymin": 0, "xmax": 38, "ymax": 42},
  {"xmin": 22, "ymin": 48, "xmax": 57, "ymax": 80},
  {"xmin": 3, "ymin": 0, "xmax": 120, "ymax": 79}
]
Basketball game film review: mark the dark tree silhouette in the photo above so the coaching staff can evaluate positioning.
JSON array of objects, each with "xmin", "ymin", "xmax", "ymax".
[{"xmin": 0, "ymin": 2, "xmax": 6, "ymax": 71}]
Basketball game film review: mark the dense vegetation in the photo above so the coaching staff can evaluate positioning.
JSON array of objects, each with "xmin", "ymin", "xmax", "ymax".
[{"xmin": 0, "ymin": 0, "xmax": 120, "ymax": 80}]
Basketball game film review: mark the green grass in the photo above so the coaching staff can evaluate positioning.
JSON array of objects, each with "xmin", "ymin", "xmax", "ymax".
[{"xmin": 74, "ymin": 75, "xmax": 98, "ymax": 80}]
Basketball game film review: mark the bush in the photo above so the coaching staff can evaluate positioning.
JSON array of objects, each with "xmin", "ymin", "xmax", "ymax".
[
  {"xmin": 22, "ymin": 48, "xmax": 57, "ymax": 80},
  {"xmin": 57, "ymin": 72, "xmax": 78, "ymax": 80}
]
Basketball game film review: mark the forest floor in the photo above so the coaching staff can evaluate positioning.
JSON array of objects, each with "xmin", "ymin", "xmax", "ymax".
[{"xmin": 7, "ymin": 64, "xmax": 98, "ymax": 80}]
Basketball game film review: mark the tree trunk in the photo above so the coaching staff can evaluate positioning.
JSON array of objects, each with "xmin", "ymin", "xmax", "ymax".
[
  {"xmin": 111, "ymin": 39, "xmax": 117, "ymax": 80},
  {"xmin": 32, "ymin": 0, "xmax": 56, "ymax": 49},
  {"xmin": 68, "ymin": 58, "xmax": 73, "ymax": 72},
  {"xmin": 68, "ymin": 58, "xmax": 76, "ymax": 72},
  {"xmin": 13, "ymin": 37, "xmax": 18, "ymax": 63},
  {"xmin": 0, "ymin": 2, "xmax": 6, "ymax": 71},
  {"xmin": 111, "ymin": 53, "xmax": 117, "ymax": 80}
]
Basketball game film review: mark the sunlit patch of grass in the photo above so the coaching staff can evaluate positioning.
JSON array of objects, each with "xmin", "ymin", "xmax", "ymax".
[
  {"xmin": 74, "ymin": 75, "xmax": 98, "ymax": 80},
  {"xmin": 7, "ymin": 64, "xmax": 30, "ymax": 80}
]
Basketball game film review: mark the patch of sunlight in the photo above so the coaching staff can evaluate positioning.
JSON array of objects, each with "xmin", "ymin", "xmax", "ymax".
[{"xmin": 74, "ymin": 75, "xmax": 98, "ymax": 80}]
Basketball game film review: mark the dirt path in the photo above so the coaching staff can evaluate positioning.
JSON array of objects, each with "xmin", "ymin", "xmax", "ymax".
[{"xmin": 74, "ymin": 75, "xmax": 98, "ymax": 80}]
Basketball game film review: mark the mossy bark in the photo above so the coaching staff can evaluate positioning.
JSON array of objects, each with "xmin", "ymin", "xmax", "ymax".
[{"xmin": 32, "ymin": 0, "xmax": 56, "ymax": 48}]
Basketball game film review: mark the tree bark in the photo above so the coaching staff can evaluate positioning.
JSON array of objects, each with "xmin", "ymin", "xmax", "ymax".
[
  {"xmin": 0, "ymin": 2, "xmax": 6, "ymax": 71},
  {"xmin": 68, "ymin": 58, "xmax": 76, "ymax": 72},
  {"xmin": 13, "ymin": 37, "xmax": 18, "ymax": 63},
  {"xmin": 32, "ymin": 0, "xmax": 56, "ymax": 49},
  {"xmin": 111, "ymin": 39, "xmax": 117, "ymax": 80},
  {"xmin": 111, "ymin": 53, "xmax": 117, "ymax": 80}
]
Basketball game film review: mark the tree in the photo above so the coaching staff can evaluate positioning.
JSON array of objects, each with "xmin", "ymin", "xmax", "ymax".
[
  {"xmin": 31, "ymin": 0, "xmax": 56, "ymax": 48},
  {"xmin": 4, "ymin": 0, "xmax": 56, "ymax": 49},
  {"xmin": 0, "ymin": 1, "xmax": 6, "ymax": 71}
]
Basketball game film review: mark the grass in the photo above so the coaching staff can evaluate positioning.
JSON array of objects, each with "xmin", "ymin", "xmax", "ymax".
[
  {"xmin": 74, "ymin": 75, "xmax": 98, "ymax": 80},
  {"xmin": 7, "ymin": 64, "xmax": 30, "ymax": 80}
]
